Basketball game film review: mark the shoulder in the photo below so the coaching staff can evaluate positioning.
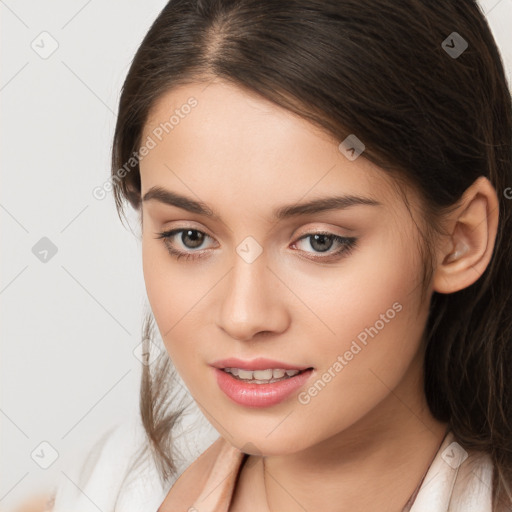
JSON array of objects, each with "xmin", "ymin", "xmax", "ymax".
[
  {"xmin": 50, "ymin": 409, "xmax": 221, "ymax": 512},
  {"xmin": 410, "ymin": 431, "xmax": 494, "ymax": 512},
  {"xmin": 450, "ymin": 443, "xmax": 494, "ymax": 511},
  {"xmin": 48, "ymin": 394, "xmax": 223, "ymax": 512},
  {"xmin": 13, "ymin": 422, "xmax": 141, "ymax": 512},
  {"xmin": 51, "ymin": 416, "xmax": 168, "ymax": 512}
]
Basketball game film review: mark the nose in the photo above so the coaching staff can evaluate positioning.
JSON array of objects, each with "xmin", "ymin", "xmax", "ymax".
[{"xmin": 216, "ymin": 252, "xmax": 290, "ymax": 342}]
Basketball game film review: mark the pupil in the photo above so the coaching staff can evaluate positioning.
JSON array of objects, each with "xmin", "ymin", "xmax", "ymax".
[
  {"xmin": 182, "ymin": 229, "xmax": 204, "ymax": 249},
  {"xmin": 311, "ymin": 234, "xmax": 333, "ymax": 252}
]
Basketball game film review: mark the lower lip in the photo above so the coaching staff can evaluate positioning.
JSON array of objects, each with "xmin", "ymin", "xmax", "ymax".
[{"xmin": 213, "ymin": 367, "xmax": 314, "ymax": 408}]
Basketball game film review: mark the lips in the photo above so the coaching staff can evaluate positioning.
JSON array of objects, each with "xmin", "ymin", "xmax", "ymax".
[
  {"xmin": 210, "ymin": 357, "xmax": 313, "ymax": 371},
  {"xmin": 213, "ymin": 366, "xmax": 315, "ymax": 408}
]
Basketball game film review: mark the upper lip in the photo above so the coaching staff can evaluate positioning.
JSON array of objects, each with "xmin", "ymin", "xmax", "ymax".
[{"xmin": 210, "ymin": 357, "xmax": 313, "ymax": 371}]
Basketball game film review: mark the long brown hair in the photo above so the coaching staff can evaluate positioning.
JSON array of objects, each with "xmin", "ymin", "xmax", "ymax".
[{"xmin": 110, "ymin": 1, "xmax": 512, "ymax": 508}]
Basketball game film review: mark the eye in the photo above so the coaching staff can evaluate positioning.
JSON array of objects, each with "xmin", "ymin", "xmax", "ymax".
[
  {"xmin": 292, "ymin": 232, "xmax": 358, "ymax": 262},
  {"xmin": 155, "ymin": 228, "xmax": 358, "ymax": 262},
  {"xmin": 155, "ymin": 228, "xmax": 216, "ymax": 261}
]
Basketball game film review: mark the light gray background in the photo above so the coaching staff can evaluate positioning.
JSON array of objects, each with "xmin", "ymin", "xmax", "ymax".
[{"xmin": 1, "ymin": 0, "xmax": 511, "ymax": 510}]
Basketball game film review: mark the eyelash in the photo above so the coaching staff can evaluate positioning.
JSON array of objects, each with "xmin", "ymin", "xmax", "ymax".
[{"xmin": 155, "ymin": 228, "xmax": 358, "ymax": 263}]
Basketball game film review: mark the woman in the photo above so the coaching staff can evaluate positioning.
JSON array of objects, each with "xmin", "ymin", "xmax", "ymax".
[{"xmin": 49, "ymin": 0, "xmax": 512, "ymax": 510}]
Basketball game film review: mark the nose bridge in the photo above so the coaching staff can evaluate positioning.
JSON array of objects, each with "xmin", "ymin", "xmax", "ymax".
[{"xmin": 216, "ymin": 242, "xmax": 288, "ymax": 341}]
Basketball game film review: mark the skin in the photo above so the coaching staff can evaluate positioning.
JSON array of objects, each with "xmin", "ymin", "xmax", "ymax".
[{"xmin": 139, "ymin": 79, "xmax": 499, "ymax": 512}]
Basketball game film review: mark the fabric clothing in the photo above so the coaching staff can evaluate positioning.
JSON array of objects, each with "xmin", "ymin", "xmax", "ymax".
[
  {"xmin": 52, "ymin": 415, "xmax": 494, "ymax": 512},
  {"xmin": 51, "ymin": 413, "xmax": 219, "ymax": 512}
]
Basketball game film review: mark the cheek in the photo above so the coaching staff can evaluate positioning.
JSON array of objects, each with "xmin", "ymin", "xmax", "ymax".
[
  {"xmin": 142, "ymin": 236, "xmax": 196, "ymax": 364},
  {"xmin": 288, "ymin": 227, "xmax": 424, "ymax": 352},
  {"xmin": 141, "ymin": 233, "xmax": 222, "ymax": 395},
  {"xmin": 296, "ymin": 232, "xmax": 428, "ymax": 419},
  {"xmin": 142, "ymin": 235, "xmax": 171, "ymax": 324}
]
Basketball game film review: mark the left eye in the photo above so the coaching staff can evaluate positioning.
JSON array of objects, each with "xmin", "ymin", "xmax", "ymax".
[
  {"xmin": 294, "ymin": 232, "xmax": 355, "ymax": 254},
  {"xmin": 155, "ymin": 228, "xmax": 357, "ymax": 262},
  {"xmin": 292, "ymin": 232, "xmax": 357, "ymax": 261}
]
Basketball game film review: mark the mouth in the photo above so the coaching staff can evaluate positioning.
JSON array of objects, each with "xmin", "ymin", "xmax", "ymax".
[
  {"xmin": 210, "ymin": 357, "xmax": 314, "ymax": 384},
  {"xmin": 220, "ymin": 367, "xmax": 314, "ymax": 384},
  {"xmin": 212, "ymin": 365, "xmax": 315, "ymax": 408}
]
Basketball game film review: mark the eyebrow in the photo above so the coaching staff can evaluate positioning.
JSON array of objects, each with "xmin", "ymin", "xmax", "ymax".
[{"xmin": 142, "ymin": 186, "xmax": 382, "ymax": 221}]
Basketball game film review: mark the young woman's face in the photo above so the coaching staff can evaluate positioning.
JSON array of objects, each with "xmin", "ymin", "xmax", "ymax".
[{"xmin": 139, "ymin": 80, "xmax": 435, "ymax": 455}]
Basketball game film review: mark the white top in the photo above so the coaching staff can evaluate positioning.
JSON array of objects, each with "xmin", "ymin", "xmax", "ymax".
[{"xmin": 52, "ymin": 415, "xmax": 495, "ymax": 512}]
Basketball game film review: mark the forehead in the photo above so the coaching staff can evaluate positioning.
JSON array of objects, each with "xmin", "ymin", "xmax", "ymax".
[{"xmin": 139, "ymin": 80, "xmax": 400, "ymax": 216}]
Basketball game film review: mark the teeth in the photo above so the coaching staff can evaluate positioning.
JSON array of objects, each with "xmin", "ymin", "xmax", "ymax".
[
  {"xmin": 238, "ymin": 369, "xmax": 256, "ymax": 380},
  {"xmin": 224, "ymin": 367, "xmax": 302, "ymax": 381},
  {"xmin": 252, "ymin": 369, "xmax": 273, "ymax": 380}
]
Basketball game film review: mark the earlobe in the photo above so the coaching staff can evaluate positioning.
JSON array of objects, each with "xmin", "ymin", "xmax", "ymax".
[{"xmin": 432, "ymin": 177, "xmax": 499, "ymax": 295}]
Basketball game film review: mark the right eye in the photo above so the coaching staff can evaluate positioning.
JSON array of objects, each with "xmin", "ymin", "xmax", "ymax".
[{"xmin": 155, "ymin": 228, "xmax": 216, "ymax": 261}]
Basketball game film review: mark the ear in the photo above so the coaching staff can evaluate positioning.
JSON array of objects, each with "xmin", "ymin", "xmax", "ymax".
[{"xmin": 432, "ymin": 176, "xmax": 499, "ymax": 294}]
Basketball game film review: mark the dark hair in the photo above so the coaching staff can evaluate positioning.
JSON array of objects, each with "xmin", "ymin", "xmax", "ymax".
[{"xmin": 111, "ymin": 0, "xmax": 512, "ymax": 509}]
